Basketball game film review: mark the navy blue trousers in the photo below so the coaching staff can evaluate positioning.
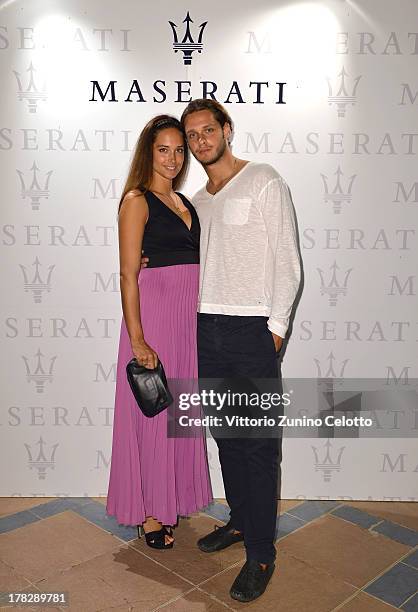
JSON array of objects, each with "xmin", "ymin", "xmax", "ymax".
[{"xmin": 197, "ymin": 313, "xmax": 282, "ymax": 565}]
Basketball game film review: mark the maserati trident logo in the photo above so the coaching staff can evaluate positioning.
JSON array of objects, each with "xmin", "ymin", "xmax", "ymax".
[
  {"xmin": 326, "ymin": 66, "xmax": 361, "ymax": 117},
  {"xmin": 19, "ymin": 257, "xmax": 55, "ymax": 304},
  {"xmin": 169, "ymin": 11, "xmax": 208, "ymax": 65},
  {"xmin": 13, "ymin": 62, "xmax": 47, "ymax": 113},
  {"xmin": 312, "ymin": 439, "xmax": 345, "ymax": 483},
  {"xmin": 22, "ymin": 348, "xmax": 57, "ymax": 393},
  {"xmin": 24, "ymin": 436, "xmax": 59, "ymax": 480},
  {"xmin": 314, "ymin": 352, "xmax": 349, "ymax": 378},
  {"xmin": 17, "ymin": 161, "xmax": 53, "ymax": 210},
  {"xmin": 317, "ymin": 261, "xmax": 353, "ymax": 306},
  {"xmin": 321, "ymin": 165, "xmax": 357, "ymax": 214}
]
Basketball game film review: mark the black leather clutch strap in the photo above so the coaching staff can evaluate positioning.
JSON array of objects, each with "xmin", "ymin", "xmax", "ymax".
[{"xmin": 126, "ymin": 358, "xmax": 173, "ymax": 417}]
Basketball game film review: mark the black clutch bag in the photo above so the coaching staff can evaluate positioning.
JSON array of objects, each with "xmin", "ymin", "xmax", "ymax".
[{"xmin": 126, "ymin": 358, "xmax": 173, "ymax": 417}]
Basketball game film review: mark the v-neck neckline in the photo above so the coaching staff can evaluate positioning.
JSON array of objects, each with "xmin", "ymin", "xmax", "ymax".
[
  {"xmin": 150, "ymin": 191, "xmax": 193, "ymax": 232},
  {"xmin": 205, "ymin": 161, "xmax": 253, "ymax": 197}
]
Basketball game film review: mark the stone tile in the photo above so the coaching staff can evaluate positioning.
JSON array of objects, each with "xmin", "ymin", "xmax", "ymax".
[
  {"xmin": 338, "ymin": 591, "xmax": 399, "ymax": 611},
  {"xmin": 129, "ymin": 513, "xmax": 245, "ymax": 585},
  {"xmin": 0, "ymin": 510, "xmax": 39, "ymax": 534},
  {"xmin": 401, "ymin": 593, "xmax": 418, "ymax": 611},
  {"xmin": 27, "ymin": 499, "xmax": 78, "ymax": 519},
  {"xmin": 0, "ymin": 510, "xmax": 121, "ymax": 583},
  {"xmin": 345, "ymin": 502, "xmax": 418, "ymax": 532},
  {"xmin": 76, "ymin": 501, "xmax": 138, "ymax": 541},
  {"xmin": 91, "ymin": 497, "xmax": 107, "ymax": 505},
  {"xmin": 213, "ymin": 498, "xmax": 228, "ymax": 506},
  {"xmin": 207, "ymin": 499, "xmax": 305, "ymax": 515},
  {"xmin": 26, "ymin": 499, "xmax": 69, "ymax": 519},
  {"xmin": 280, "ymin": 514, "xmax": 410, "ymax": 587},
  {"xmin": 365, "ymin": 562, "xmax": 418, "ymax": 608},
  {"xmin": 204, "ymin": 499, "xmax": 306, "ymax": 520},
  {"xmin": 403, "ymin": 549, "xmax": 418, "ymax": 569},
  {"xmin": 36, "ymin": 545, "xmax": 193, "ymax": 611},
  {"xmin": 373, "ymin": 521, "xmax": 418, "ymax": 547},
  {"xmin": 203, "ymin": 502, "xmax": 231, "ymax": 524},
  {"xmin": 152, "ymin": 587, "xmax": 232, "ymax": 611},
  {"xmin": 331, "ymin": 505, "xmax": 382, "ymax": 529},
  {"xmin": 285, "ymin": 500, "xmax": 340, "ymax": 522},
  {"xmin": 211, "ymin": 498, "xmax": 304, "ymax": 515},
  {"xmin": 0, "ymin": 497, "xmax": 55, "ymax": 518},
  {"xmin": 278, "ymin": 499, "xmax": 304, "ymax": 514},
  {"xmin": 0, "ymin": 560, "xmax": 32, "ymax": 591},
  {"xmin": 200, "ymin": 548, "xmax": 356, "ymax": 611},
  {"xmin": 275, "ymin": 512, "xmax": 305, "ymax": 540},
  {"xmin": 28, "ymin": 497, "xmax": 94, "ymax": 520},
  {"xmin": 57, "ymin": 496, "xmax": 93, "ymax": 508}
]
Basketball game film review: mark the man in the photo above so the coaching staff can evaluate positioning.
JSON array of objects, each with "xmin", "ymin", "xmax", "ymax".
[
  {"xmin": 179, "ymin": 99, "xmax": 301, "ymax": 602},
  {"xmin": 141, "ymin": 99, "xmax": 300, "ymax": 600}
]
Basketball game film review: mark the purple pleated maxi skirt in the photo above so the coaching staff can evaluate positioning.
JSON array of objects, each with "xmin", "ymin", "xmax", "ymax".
[{"xmin": 106, "ymin": 263, "xmax": 213, "ymax": 526}]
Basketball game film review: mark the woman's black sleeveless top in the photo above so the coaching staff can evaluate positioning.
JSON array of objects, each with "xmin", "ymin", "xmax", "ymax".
[{"xmin": 142, "ymin": 191, "xmax": 200, "ymax": 268}]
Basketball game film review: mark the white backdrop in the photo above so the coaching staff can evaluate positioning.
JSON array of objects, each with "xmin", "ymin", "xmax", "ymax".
[{"xmin": 1, "ymin": 0, "xmax": 417, "ymax": 502}]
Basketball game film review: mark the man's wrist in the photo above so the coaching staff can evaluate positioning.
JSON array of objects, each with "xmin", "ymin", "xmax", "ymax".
[{"xmin": 267, "ymin": 320, "xmax": 287, "ymax": 338}]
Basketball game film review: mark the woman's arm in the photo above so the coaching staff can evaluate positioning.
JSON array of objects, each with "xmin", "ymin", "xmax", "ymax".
[{"xmin": 118, "ymin": 191, "xmax": 157, "ymax": 369}]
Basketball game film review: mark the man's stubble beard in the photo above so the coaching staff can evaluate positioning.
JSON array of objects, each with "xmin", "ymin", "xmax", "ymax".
[{"xmin": 196, "ymin": 137, "xmax": 228, "ymax": 167}]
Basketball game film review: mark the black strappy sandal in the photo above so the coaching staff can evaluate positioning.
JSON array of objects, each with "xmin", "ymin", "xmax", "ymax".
[{"xmin": 138, "ymin": 524, "xmax": 174, "ymax": 549}]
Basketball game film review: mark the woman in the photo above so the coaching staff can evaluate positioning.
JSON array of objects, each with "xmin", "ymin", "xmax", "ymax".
[{"xmin": 106, "ymin": 115, "xmax": 213, "ymax": 548}]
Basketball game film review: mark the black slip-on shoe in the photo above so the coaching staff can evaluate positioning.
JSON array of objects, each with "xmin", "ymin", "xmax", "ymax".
[
  {"xmin": 197, "ymin": 522, "xmax": 244, "ymax": 553},
  {"xmin": 229, "ymin": 559, "xmax": 275, "ymax": 602}
]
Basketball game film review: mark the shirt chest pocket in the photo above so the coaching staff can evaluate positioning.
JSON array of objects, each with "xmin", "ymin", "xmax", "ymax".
[{"xmin": 222, "ymin": 197, "xmax": 252, "ymax": 226}]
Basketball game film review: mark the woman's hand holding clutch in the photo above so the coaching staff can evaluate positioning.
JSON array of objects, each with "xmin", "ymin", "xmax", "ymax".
[{"xmin": 131, "ymin": 340, "xmax": 158, "ymax": 369}]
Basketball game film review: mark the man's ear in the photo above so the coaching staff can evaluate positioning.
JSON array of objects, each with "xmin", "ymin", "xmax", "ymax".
[{"xmin": 223, "ymin": 122, "xmax": 232, "ymax": 143}]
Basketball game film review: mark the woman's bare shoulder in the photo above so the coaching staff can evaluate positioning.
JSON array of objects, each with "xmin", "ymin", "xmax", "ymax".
[
  {"xmin": 119, "ymin": 190, "xmax": 148, "ymax": 222},
  {"xmin": 123, "ymin": 189, "xmax": 146, "ymax": 202}
]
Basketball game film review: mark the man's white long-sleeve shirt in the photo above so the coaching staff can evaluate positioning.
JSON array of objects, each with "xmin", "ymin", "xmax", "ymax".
[{"xmin": 192, "ymin": 161, "xmax": 301, "ymax": 338}]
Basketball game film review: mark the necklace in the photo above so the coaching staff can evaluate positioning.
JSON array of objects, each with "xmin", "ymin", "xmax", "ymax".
[
  {"xmin": 152, "ymin": 190, "xmax": 187, "ymax": 217},
  {"xmin": 207, "ymin": 158, "xmax": 238, "ymax": 195}
]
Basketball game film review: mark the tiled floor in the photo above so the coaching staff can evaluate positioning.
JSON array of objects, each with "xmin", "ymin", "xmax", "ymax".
[{"xmin": 0, "ymin": 497, "xmax": 417, "ymax": 611}]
